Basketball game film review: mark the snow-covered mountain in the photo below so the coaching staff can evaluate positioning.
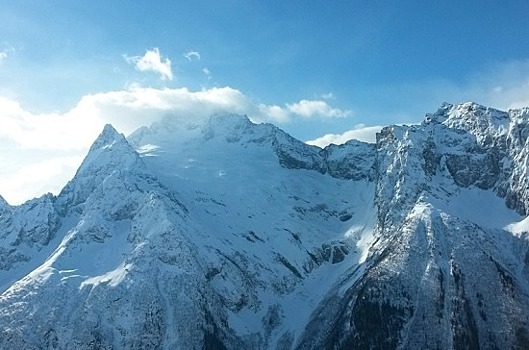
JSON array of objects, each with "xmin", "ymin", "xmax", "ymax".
[{"xmin": 1, "ymin": 102, "xmax": 528, "ymax": 349}]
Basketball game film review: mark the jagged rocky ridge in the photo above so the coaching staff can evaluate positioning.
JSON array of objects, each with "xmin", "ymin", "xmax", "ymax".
[{"xmin": 0, "ymin": 102, "xmax": 528, "ymax": 349}]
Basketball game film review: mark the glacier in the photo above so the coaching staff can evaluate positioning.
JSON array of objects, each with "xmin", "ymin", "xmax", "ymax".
[{"xmin": 0, "ymin": 102, "xmax": 528, "ymax": 349}]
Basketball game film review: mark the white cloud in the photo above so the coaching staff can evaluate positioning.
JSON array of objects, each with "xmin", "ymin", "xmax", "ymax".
[
  {"xmin": 257, "ymin": 104, "xmax": 290, "ymax": 123},
  {"xmin": 0, "ymin": 45, "xmax": 14, "ymax": 64},
  {"xmin": 0, "ymin": 86, "xmax": 353, "ymax": 152},
  {"xmin": 0, "ymin": 86, "xmax": 353, "ymax": 204},
  {"xmin": 124, "ymin": 48, "xmax": 173, "ymax": 80},
  {"xmin": 474, "ymin": 60, "xmax": 529, "ymax": 110},
  {"xmin": 184, "ymin": 51, "xmax": 201, "ymax": 61},
  {"xmin": 287, "ymin": 99, "xmax": 351, "ymax": 118},
  {"xmin": 487, "ymin": 78, "xmax": 529, "ymax": 110},
  {"xmin": 306, "ymin": 124, "xmax": 383, "ymax": 147},
  {"xmin": 67, "ymin": 86, "xmax": 350, "ymax": 130},
  {"xmin": 202, "ymin": 67, "xmax": 211, "ymax": 79},
  {"xmin": 321, "ymin": 92, "xmax": 335, "ymax": 100},
  {"xmin": 0, "ymin": 155, "xmax": 83, "ymax": 205},
  {"xmin": 0, "ymin": 97, "xmax": 101, "ymax": 150}
]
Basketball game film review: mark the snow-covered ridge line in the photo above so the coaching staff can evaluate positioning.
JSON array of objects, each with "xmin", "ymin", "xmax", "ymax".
[{"xmin": 1, "ymin": 102, "xmax": 529, "ymax": 349}]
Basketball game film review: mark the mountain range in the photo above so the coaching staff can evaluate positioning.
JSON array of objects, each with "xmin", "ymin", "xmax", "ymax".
[{"xmin": 1, "ymin": 102, "xmax": 529, "ymax": 349}]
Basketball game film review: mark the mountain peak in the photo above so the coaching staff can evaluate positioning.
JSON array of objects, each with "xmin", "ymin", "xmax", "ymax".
[
  {"xmin": 56, "ymin": 124, "xmax": 147, "ymax": 210},
  {"xmin": 88, "ymin": 124, "xmax": 125, "ymax": 152},
  {"xmin": 422, "ymin": 102, "xmax": 511, "ymax": 144},
  {"xmin": 429, "ymin": 101, "xmax": 508, "ymax": 123},
  {"xmin": 78, "ymin": 124, "xmax": 137, "ymax": 175}
]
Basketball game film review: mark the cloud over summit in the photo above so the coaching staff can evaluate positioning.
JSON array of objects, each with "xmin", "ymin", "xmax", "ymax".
[{"xmin": 0, "ymin": 85, "xmax": 352, "ymax": 204}]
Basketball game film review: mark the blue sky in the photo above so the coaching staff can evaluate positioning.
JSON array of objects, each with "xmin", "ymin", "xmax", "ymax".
[{"xmin": 1, "ymin": 1, "xmax": 529, "ymax": 203}]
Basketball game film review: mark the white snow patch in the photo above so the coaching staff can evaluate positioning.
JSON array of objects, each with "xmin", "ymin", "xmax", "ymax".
[
  {"xmin": 505, "ymin": 215, "xmax": 529, "ymax": 235},
  {"xmin": 428, "ymin": 187, "xmax": 523, "ymax": 230},
  {"xmin": 136, "ymin": 143, "xmax": 160, "ymax": 156},
  {"xmin": 80, "ymin": 262, "xmax": 132, "ymax": 289}
]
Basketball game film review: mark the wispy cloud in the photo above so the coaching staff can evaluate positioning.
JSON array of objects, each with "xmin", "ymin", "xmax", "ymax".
[
  {"xmin": 0, "ymin": 85, "xmax": 355, "ymax": 203},
  {"xmin": 476, "ymin": 59, "xmax": 529, "ymax": 110},
  {"xmin": 0, "ymin": 86, "xmax": 353, "ymax": 151},
  {"xmin": 257, "ymin": 104, "xmax": 290, "ymax": 123},
  {"xmin": 287, "ymin": 99, "xmax": 351, "ymax": 118},
  {"xmin": 321, "ymin": 92, "xmax": 335, "ymax": 100},
  {"xmin": 124, "ymin": 48, "xmax": 173, "ymax": 80},
  {"xmin": 202, "ymin": 67, "xmax": 211, "ymax": 79},
  {"xmin": 0, "ymin": 154, "xmax": 83, "ymax": 205},
  {"xmin": 184, "ymin": 51, "xmax": 201, "ymax": 61},
  {"xmin": 306, "ymin": 124, "xmax": 383, "ymax": 147},
  {"xmin": 0, "ymin": 45, "xmax": 14, "ymax": 64},
  {"xmin": 251, "ymin": 99, "xmax": 352, "ymax": 123},
  {"xmin": 367, "ymin": 58, "xmax": 529, "ymax": 123}
]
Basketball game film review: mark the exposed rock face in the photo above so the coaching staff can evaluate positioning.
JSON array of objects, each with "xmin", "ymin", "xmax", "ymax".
[
  {"xmin": 296, "ymin": 102, "xmax": 529, "ymax": 349},
  {"xmin": 1, "ymin": 104, "xmax": 529, "ymax": 349}
]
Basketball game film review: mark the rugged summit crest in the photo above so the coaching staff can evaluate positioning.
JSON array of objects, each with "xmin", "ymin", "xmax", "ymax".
[{"xmin": 1, "ymin": 103, "xmax": 528, "ymax": 349}]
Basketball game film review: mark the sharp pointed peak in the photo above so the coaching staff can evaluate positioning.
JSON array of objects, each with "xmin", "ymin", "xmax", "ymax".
[
  {"xmin": 102, "ymin": 123, "xmax": 119, "ymax": 134},
  {"xmin": 89, "ymin": 124, "xmax": 126, "ymax": 152},
  {"xmin": 56, "ymin": 124, "xmax": 147, "ymax": 210}
]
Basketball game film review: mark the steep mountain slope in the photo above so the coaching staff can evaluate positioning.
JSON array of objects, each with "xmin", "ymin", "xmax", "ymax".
[
  {"xmin": 297, "ymin": 102, "xmax": 529, "ymax": 349},
  {"xmin": 0, "ymin": 103, "xmax": 528, "ymax": 349},
  {"xmin": 0, "ymin": 116, "xmax": 377, "ymax": 349}
]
